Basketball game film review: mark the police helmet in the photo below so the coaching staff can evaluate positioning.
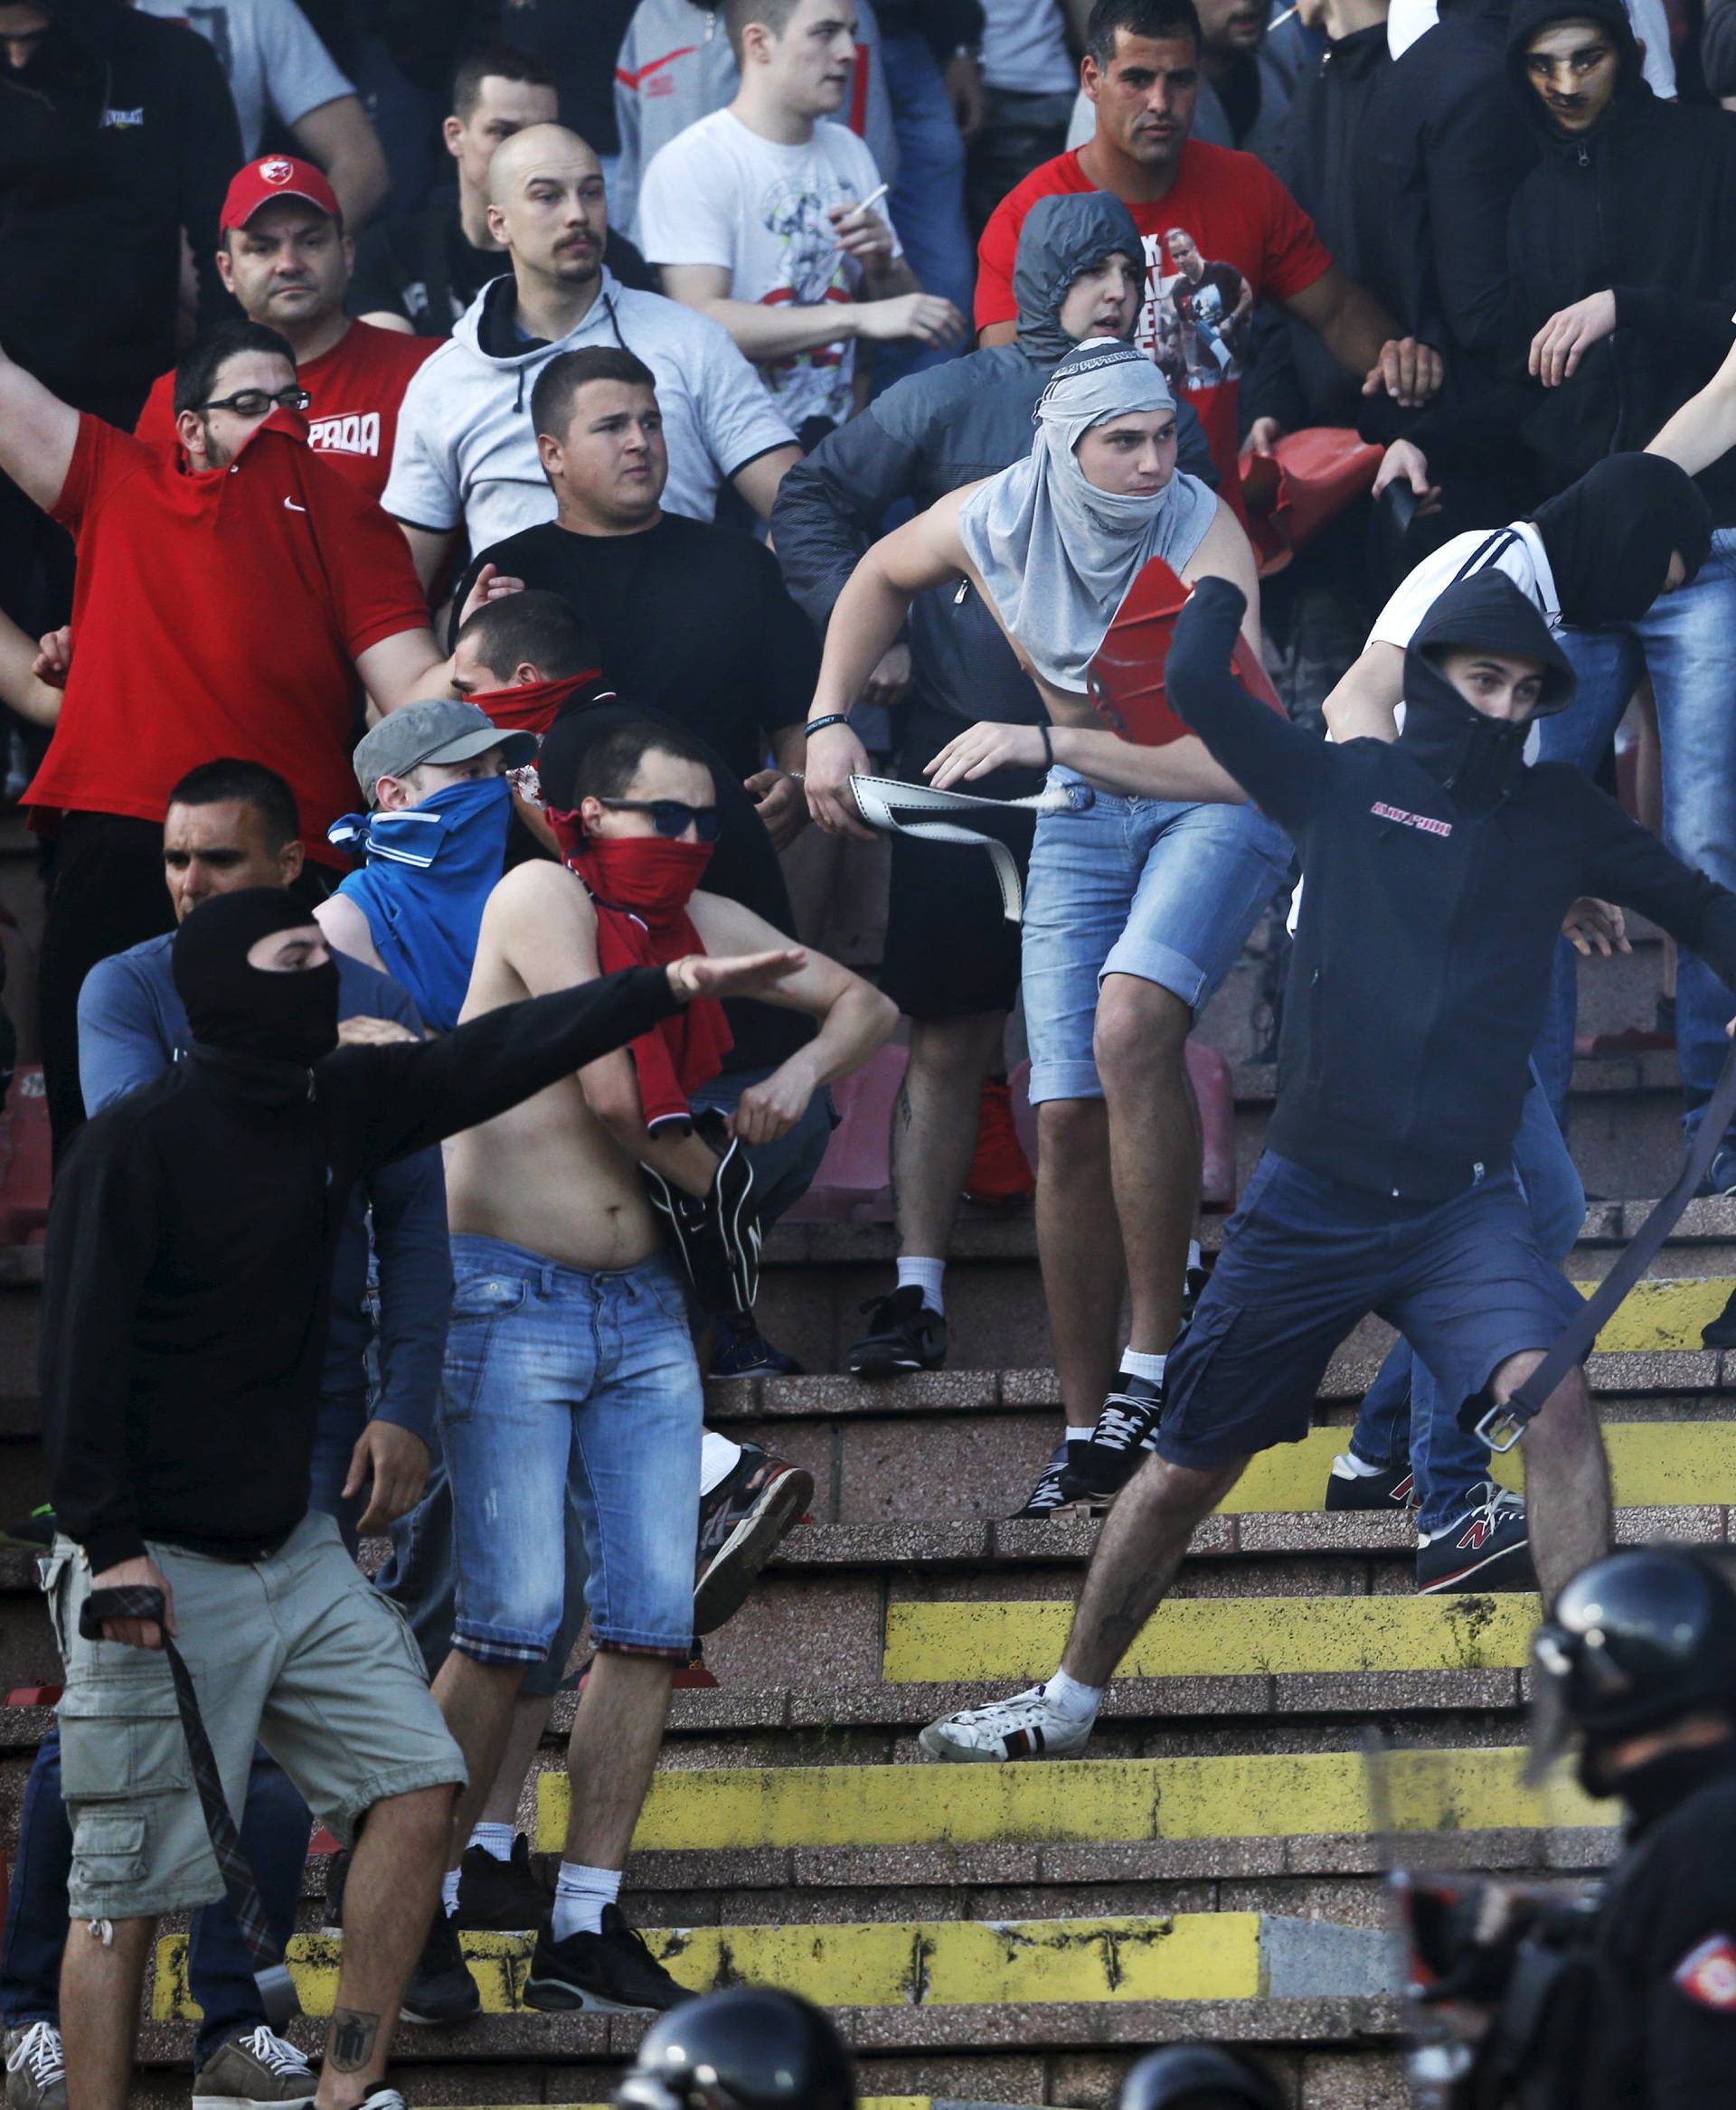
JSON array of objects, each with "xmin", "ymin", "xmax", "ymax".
[{"xmin": 614, "ymin": 1988, "xmax": 854, "ymax": 2110}]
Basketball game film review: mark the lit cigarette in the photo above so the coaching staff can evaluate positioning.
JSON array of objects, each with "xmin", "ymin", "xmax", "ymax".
[{"xmin": 842, "ymin": 181, "xmax": 891, "ymax": 221}]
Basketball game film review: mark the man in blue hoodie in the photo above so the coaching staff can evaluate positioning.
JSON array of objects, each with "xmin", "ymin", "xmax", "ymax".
[
  {"xmin": 772, "ymin": 192, "xmax": 1213, "ymax": 1399},
  {"xmin": 919, "ymin": 570, "xmax": 1736, "ymax": 1765}
]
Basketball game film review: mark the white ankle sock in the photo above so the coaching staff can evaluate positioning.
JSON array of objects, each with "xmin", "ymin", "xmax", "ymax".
[
  {"xmin": 1043, "ymin": 1668, "xmax": 1103, "ymax": 1723},
  {"xmin": 552, "ymin": 1861, "xmax": 621, "ymax": 1942},
  {"xmin": 467, "ymin": 1822, "xmax": 515, "ymax": 1862},
  {"xmin": 439, "ymin": 1867, "xmax": 460, "ymax": 1916},
  {"xmin": 896, "ymin": 1256, "xmax": 946, "ymax": 1314},
  {"xmin": 1064, "ymin": 1426, "xmax": 1094, "ymax": 1448},
  {"xmin": 1186, "ymin": 1237, "xmax": 1203, "ymax": 1276},
  {"xmin": 1119, "ymin": 1349, "xmax": 1166, "ymax": 1387},
  {"xmin": 700, "ymin": 1430, "xmax": 741, "ymax": 1498},
  {"xmin": 1337, "ymin": 1450, "xmax": 1387, "ymax": 1479}
]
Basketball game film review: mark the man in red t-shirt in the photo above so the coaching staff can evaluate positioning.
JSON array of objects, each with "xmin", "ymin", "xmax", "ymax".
[
  {"xmin": 135, "ymin": 156, "xmax": 436, "ymax": 502},
  {"xmin": 0, "ymin": 321, "xmax": 505, "ymax": 1155},
  {"xmin": 975, "ymin": 0, "xmax": 1442, "ymax": 508}
]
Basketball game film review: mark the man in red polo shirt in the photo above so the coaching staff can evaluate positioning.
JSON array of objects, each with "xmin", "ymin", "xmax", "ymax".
[
  {"xmin": 134, "ymin": 155, "xmax": 436, "ymax": 502},
  {"xmin": 976, "ymin": 0, "xmax": 1443, "ymax": 506},
  {"xmin": 0, "ymin": 320, "xmax": 501, "ymax": 1154}
]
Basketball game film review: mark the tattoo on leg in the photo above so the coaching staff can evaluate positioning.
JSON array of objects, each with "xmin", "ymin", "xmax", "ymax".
[
  {"xmin": 890, "ymin": 1078, "xmax": 912, "ymax": 1212},
  {"xmin": 328, "ymin": 2009, "xmax": 381, "ymax": 2073}
]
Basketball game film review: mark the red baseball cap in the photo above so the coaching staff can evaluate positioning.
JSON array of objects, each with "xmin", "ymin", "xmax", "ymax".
[{"xmin": 221, "ymin": 155, "xmax": 341, "ymax": 232}]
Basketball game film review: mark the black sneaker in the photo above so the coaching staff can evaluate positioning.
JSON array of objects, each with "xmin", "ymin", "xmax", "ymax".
[
  {"xmin": 1415, "ymin": 1484, "xmax": 1533, "ymax": 1595},
  {"xmin": 709, "ymin": 1310, "xmax": 804, "ymax": 1380},
  {"xmin": 846, "ymin": 1286, "xmax": 947, "ymax": 1380},
  {"xmin": 0, "ymin": 1504, "xmax": 55, "ymax": 1554},
  {"xmin": 523, "ymin": 1903, "xmax": 694, "ymax": 2013},
  {"xmin": 1695, "ymin": 1144, "xmax": 1736, "ymax": 1201},
  {"xmin": 1324, "ymin": 1453, "xmax": 1418, "ymax": 1512},
  {"xmin": 1007, "ymin": 1441, "xmax": 1085, "ymax": 1521},
  {"xmin": 450, "ymin": 1835, "xmax": 552, "ymax": 1932},
  {"xmin": 693, "ymin": 1442, "xmax": 814, "ymax": 1634},
  {"xmin": 400, "ymin": 1907, "xmax": 481, "ymax": 2026},
  {"xmin": 1054, "ymin": 1375, "xmax": 1165, "ymax": 1505}
]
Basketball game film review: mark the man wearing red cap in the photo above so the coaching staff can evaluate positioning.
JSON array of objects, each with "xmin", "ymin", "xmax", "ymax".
[{"xmin": 135, "ymin": 158, "xmax": 437, "ymax": 503}]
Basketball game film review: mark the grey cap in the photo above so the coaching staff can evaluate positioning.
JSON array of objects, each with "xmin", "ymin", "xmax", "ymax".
[{"xmin": 352, "ymin": 699, "xmax": 537, "ymax": 807}]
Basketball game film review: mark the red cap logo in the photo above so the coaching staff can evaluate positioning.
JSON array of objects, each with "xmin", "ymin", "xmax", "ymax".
[{"xmin": 260, "ymin": 157, "xmax": 296, "ymax": 184}]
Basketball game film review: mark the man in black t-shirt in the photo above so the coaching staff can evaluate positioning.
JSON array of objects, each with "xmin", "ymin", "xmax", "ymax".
[
  {"xmin": 348, "ymin": 44, "xmax": 655, "ymax": 340},
  {"xmin": 456, "ymin": 344, "xmax": 818, "ymax": 852}
]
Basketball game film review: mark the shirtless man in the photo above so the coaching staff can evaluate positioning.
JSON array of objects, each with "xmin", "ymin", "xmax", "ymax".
[
  {"xmin": 433, "ymin": 714, "xmax": 893, "ymax": 2013},
  {"xmin": 803, "ymin": 337, "xmax": 1292, "ymax": 1519}
]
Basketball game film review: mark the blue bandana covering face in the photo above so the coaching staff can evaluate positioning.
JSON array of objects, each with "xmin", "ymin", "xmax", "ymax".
[{"xmin": 327, "ymin": 775, "xmax": 512, "ymax": 1031}]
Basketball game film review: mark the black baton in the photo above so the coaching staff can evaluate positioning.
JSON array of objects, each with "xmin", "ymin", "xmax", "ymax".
[{"xmin": 78, "ymin": 1585, "xmax": 299, "ymax": 2026}]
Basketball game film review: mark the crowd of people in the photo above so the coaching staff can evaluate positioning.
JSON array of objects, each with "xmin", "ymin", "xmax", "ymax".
[{"xmin": 5, "ymin": 0, "xmax": 1736, "ymax": 2103}]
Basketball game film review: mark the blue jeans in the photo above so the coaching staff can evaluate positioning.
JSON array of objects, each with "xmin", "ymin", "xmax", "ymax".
[
  {"xmin": 1346, "ymin": 1073, "xmax": 1585, "ymax": 1530},
  {"xmin": 442, "ymin": 1239, "xmax": 703, "ymax": 1664},
  {"xmin": 0, "ymin": 1391, "xmax": 363, "ymax": 2063},
  {"xmin": 873, "ymin": 32, "xmax": 975, "ymax": 392},
  {"xmin": 1023, "ymin": 771, "xmax": 1293, "ymax": 1102},
  {"xmin": 1534, "ymin": 537, "xmax": 1736, "ymax": 1142}
]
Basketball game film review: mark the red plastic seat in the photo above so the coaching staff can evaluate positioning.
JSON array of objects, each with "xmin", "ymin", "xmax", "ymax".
[{"xmin": 785, "ymin": 1043, "xmax": 906, "ymax": 1223}]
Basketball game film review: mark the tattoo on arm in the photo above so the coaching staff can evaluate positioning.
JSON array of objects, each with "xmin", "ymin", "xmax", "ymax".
[{"xmin": 328, "ymin": 2009, "xmax": 381, "ymax": 2072}]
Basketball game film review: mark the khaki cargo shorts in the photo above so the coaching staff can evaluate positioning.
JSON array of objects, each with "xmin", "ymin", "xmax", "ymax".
[{"xmin": 45, "ymin": 1512, "xmax": 466, "ymax": 1921}]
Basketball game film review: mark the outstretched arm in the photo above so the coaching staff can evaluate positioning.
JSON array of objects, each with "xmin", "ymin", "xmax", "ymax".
[
  {"xmin": 1580, "ymin": 795, "xmax": 1736, "ymax": 995},
  {"xmin": 0, "ymin": 343, "xmax": 79, "ymax": 513},
  {"xmin": 1164, "ymin": 578, "xmax": 1339, "ymax": 830}
]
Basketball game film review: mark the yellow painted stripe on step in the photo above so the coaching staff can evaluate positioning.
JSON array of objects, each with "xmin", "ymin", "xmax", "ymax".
[
  {"xmin": 1580, "ymin": 1275, "xmax": 1731, "ymax": 1353},
  {"xmin": 882, "ymin": 1592, "xmax": 1535, "ymax": 1683},
  {"xmin": 152, "ymin": 1915, "xmax": 1265, "ymax": 2020},
  {"xmin": 533, "ymin": 1747, "xmax": 1608, "ymax": 1855},
  {"xmin": 1229, "ymin": 1421, "xmax": 1736, "ymax": 1512}
]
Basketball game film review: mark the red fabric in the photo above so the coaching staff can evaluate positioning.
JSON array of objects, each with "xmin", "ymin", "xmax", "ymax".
[
  {"xmin": 135, "ymin": 321, "xmax": 437, "ymax": 501},
  {"xmin": 546, "ymin": 821, "xmax": 732, "ymax": 1128},
  {"xmin": 33, "ymin": 410, "xmax": 430, "ymax": 868},
  {"xmin": 1088, "ymin": 555, "xmax": 1287, "ymax": 746},
  {"xmin": 975, "ymin": 144, "xmax": 1334, "ymax": 517},
  {"xmin": 471, "ymin": 672, "xmax": 604, "ymax": 737}
]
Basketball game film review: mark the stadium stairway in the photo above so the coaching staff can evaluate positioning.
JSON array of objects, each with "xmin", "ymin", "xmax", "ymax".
[{"xmin": 1, "ymin": 909, "xmax": 1729, "ymax": 2105}]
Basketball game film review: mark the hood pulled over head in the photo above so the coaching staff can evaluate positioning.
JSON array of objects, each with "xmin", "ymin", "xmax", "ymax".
[
  {"xmin": 172, "ymin": 887, "xmax": 339, "ymax": 1069},
  {"xmin": 1505, "ymin": 0, "xmax": 1644, "ymax": 130},
  {"xmin": 1014, "ymin": 192, "xmax": 1146, "ymax": 367},
  {"xmin": 1532, "ymin": 453, "xmax": 1712, "ymax": 626},
  {"xmin": 1401, "ymin": 571, "xmax": 1575, "ymax": 805}
]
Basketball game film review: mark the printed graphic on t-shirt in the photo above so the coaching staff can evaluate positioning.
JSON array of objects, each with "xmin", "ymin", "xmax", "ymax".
[
  {"xmin": 759, "ymin": 177, "xmax": 854, "ymax": 411},
  {"xmin": 307, "ymin": 410, "xmax": 383, "ymax": 458},
  {"xmin": 1141, "ymin": 231, "xmax": 1251, "ymax": 391}
]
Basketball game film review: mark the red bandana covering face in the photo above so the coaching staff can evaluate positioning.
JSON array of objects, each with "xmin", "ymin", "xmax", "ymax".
[
  {"xmin": 469, "ymin": 671, "xmax": 606, "ymax": 737},
  {"xmin": 545, "ymin": 814, "xmax": 733, "ymax": 1130}
]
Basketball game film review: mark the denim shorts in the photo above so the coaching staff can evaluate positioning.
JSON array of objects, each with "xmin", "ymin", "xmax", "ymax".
[
  {"xmin": 440, "ymin": 1236, "xmax": 703, "ymax": 1665},
  {"xmin": 1156, "ymin": 1152, "xmax": 1586, "ymax": 1471},
  {"xmin": 1021, "ymin": 769, "xmax": 1293, "ymax": 1103}
]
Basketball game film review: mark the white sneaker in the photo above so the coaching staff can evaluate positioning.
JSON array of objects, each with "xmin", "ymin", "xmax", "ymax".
[
  {"xmin": 919, "ymin": 1684, "xmax": 1095, "ymax": 1763},
  {"xmin": 4, "ymin": 2023, "xmax": 66, "ymax": 2110},
  {"xmin": 191, "ymin": 2025, "xmax": 316, "ymax": 2109}
]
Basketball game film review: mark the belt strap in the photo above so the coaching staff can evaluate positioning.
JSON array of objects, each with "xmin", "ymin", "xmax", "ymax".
[
  {"xmin": 1476, "ymin": 1041, "xmax": 1736, "ymax": 1452},
  {"xmin": 78, "ymin": 1586, "xmax": 298, "ymax": 2025},
  {"xmin": 846, "ymin": 773, "xmax": 1095, "ymax": 923}
]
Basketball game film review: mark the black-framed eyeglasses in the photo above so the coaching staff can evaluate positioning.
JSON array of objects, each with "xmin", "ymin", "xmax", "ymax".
[
  {"xmin": 196, "ymin": 385, "xmax": 312, "ymax": 418},
  {"xmin": 598, "ymin": 798, "xmax": 721, "ymax": 843}
]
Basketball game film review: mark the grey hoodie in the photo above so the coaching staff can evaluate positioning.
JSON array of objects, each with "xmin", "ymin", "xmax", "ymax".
[
  {"xmin": 382, "ymin": 266, "xmax": 797, "ymax": 549},
  {"xmin": 612, "ymin": 0, "xmax": 896, "ymax": 240},
  {"xmin": 771, "ymin": 192, "xmax": 1216, "ymax": 730}
]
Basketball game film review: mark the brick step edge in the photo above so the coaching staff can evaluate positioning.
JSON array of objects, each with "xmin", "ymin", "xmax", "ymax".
[{"xmin": 130, "ymin": 1993, "xmax": 1403, "ymax": 2068}]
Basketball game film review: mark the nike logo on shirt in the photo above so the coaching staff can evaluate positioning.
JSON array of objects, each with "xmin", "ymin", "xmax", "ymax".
[{"xmin": 284, "ymin": 498, "xmax": 307, "ymax": 513}]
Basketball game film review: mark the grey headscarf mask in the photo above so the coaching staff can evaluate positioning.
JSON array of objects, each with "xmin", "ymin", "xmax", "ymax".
[
  {"xmin": 1014, "ymin": 192, "xmax": 1146, "ymax": 367},
  {"xmin": 958, "ymin": 338, "xmax": 1179, "ymax": 694}
]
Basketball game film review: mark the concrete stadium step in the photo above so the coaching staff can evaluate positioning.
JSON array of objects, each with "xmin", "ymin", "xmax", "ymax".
[{"xmin": 151, "ymin": 1911, "xmax": 1398, "ymax": 2024}]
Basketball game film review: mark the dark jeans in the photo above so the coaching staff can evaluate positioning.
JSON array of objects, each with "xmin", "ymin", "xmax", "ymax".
[{"xmin": 0, "ymin": 1392, "xmax": 365, "ymax": 2062}]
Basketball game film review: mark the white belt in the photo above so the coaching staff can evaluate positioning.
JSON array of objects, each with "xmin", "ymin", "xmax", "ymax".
[{"xmin": 845, "ymin": 773, "xmax": 1095, "ymax": 922}]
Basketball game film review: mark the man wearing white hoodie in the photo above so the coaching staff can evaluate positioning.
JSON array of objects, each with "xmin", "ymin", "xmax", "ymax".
[
  {"xmin": 613, "ymin": 0, "xmax": 897, "ymax": 241},
  {"xmin": 382, "ymin": 124, "xmax": 800, "ymax": 589}
]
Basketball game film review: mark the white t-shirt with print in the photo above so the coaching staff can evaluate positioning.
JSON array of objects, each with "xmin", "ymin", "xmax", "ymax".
[
  {"xmin": 636, "ymin": 108, "xmax": 899, "ymax": 436},
  {"xmin": 139, "ymin": 0, "xmax": 354, "ymax": 155}
]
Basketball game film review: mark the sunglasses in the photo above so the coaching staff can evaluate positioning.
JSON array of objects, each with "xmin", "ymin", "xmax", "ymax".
[
  {"xmin": 196, "ymin": 385, "xmax": 313, "ymax": 418},
  {"xmin": 597, "ymin": 798, "xmax": 721, "ymax": 843}
]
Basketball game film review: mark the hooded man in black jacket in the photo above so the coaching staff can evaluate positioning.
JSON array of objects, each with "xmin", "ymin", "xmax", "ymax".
[
  {"xmin": 0, "ymin": 0, "xmax": 242, "ymax": 638},
  {"xmin": 772, "ymin": 193, "xmax": 1214, "ymax": 1390},
  {"xmin": 918, "ymin": 570, "xmax": 1736, "ymax": 1767}
]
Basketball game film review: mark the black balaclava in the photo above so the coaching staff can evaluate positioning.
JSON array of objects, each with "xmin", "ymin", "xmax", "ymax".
[
  {"xmin": 1400, "ymin": 571, "xmax": 1576, "ymax": 807},
  {"xmin": 1533, "ymin": 454, "xmax": 1713, "ymax": 626},
  {"xmin": 1014, "ymin": 192, "xmax": 1146, "ymax": 367},
  {"xmin": 172, "ymin": 888, "xmax": 340, "ymax": 1069}
]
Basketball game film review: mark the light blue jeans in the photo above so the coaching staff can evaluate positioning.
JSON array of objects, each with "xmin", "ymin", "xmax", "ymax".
[
  {"xmin": 873, "ymin": 31, "xmax": 975, "ymax": 392},
  {"xmin": 1533, "ymin": 534, "xmax": 1736, "ymax": 1144},
  {"xmin": 1348, "ymin": 1071, "xmax": 1584, "ymax": 1529},
  {"xmin": 440, "ymin": 1237, "xmax": 703, "ymax": 1664},
  {"xmin": 1022, "ymin": 770, "xmax": 1294, "ymax": 1102}
]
